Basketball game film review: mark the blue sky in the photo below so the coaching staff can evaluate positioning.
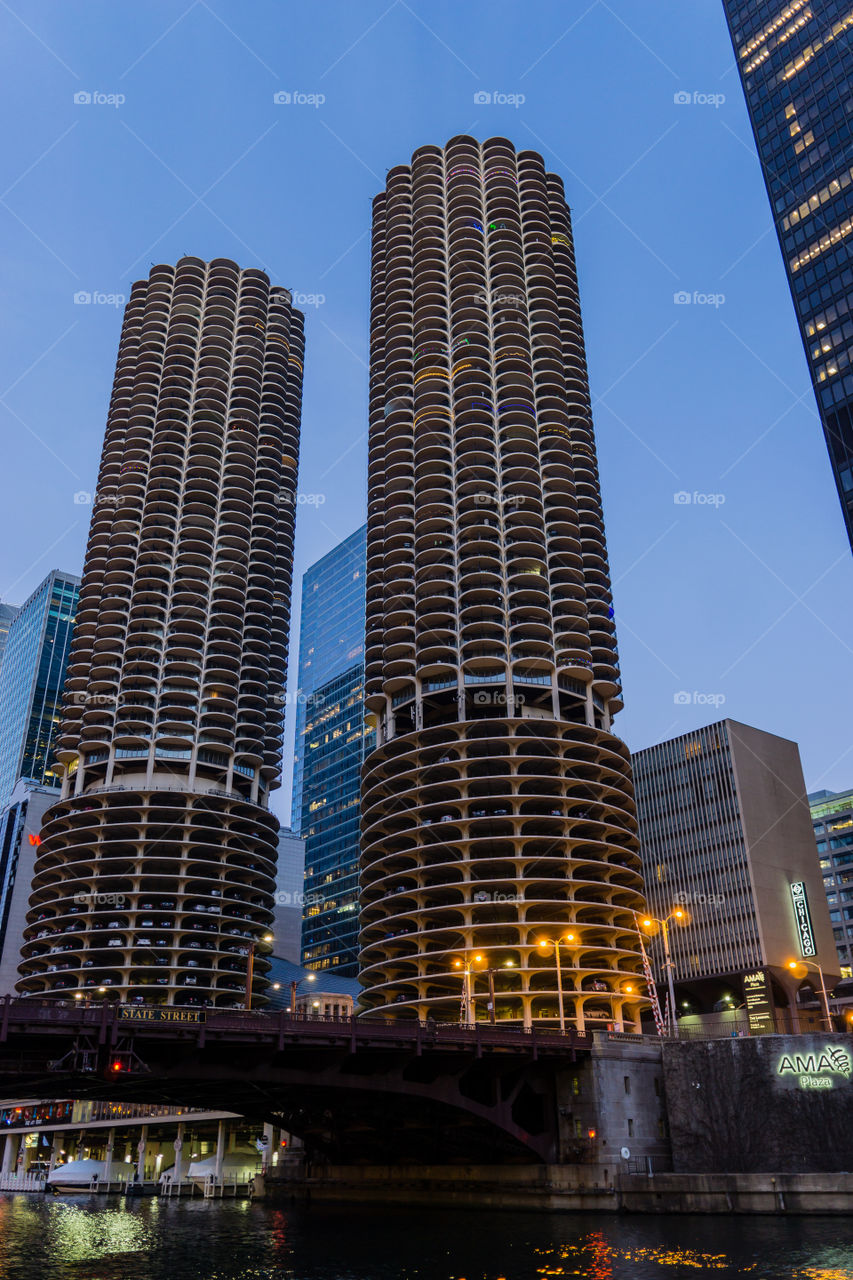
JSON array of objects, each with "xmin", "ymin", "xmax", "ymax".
[{"xmin": 1, "ymin": 0, "xmax": 851, "ymax": 825}]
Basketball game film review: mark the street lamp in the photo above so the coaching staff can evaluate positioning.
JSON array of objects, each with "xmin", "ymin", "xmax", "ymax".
[
  {"xmin": 244, "ymin": 932, "xmax": 273, "ymax": 1011},
  {"xmin": 537, "ymin": 933, "xmax": 577, "ymax": 1033},
  {"xmin": 453, "ymin": 955, "xmax": 482, "ymax": 1024},
  {"xmin": 640, "ymin": 909, "xmax": 690, "ymax": 1038},
  {"xmin": 474, "ymin": 956, "xmax": 516, "ymax": 1025},
  {"xmin": 289, "ymin": 972, "xmax": 316, "ymax": 1015},
  {"xmin": 788, "ymin": 958, "xmax": 833, "ymax": 1031}
]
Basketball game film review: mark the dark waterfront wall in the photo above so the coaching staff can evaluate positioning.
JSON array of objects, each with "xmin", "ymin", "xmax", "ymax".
[{"xmin": 663, "ymin": 1033, "xmax": 853, "ymax": 1173}]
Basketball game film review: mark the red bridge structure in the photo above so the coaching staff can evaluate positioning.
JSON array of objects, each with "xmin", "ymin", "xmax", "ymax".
[{"xmin": 0, "ymin": 998, "xmax": 593, "ymax": 1163}]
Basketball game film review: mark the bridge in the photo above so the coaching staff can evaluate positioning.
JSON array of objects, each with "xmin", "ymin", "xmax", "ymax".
[{"xmin": 0, "ymin": 999, "xmax": 593, "ymax": 1163}]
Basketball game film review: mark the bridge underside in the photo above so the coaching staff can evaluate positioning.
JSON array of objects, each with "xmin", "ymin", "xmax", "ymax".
[{"xmin": 0, "ymin": 1009, "xmax": 592, "ymax": 1163}]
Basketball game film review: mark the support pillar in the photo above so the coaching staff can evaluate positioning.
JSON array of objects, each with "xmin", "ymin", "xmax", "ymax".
[
  {"xmin": 48, "ymin": 1134, "xmax": 63, "ymax": 1175},
  {"xmin": 214, "ymin": 1120, "xmax": 225, "ymax": 1181},
  {"xmin": 103, "ymin": 1128, "xmax": 115, "ymax": 1186},
  {"xmin": 1, "ymin": 1134, "xmax": 15, "ymax": 1174},
  {"xmin": 136, "ymin": 1125, "xmax": 148, "ymax": 1182},
  {"xmin": 172, "ymin": 1123, "xmax": 184, "ymax": 1186}
]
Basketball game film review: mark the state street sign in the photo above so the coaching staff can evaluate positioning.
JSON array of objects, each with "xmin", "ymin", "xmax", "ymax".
[
  {"xmin": 776, "ymin": 1045, "xmax": 852, "ymax": 1090},
  {"xmin": 118, "ymin": 1007, "xmax": 206, "ymax": 1025},
  {"xmin": 790, "ymin": 881, "xmax": 818, "ymax": 958}
]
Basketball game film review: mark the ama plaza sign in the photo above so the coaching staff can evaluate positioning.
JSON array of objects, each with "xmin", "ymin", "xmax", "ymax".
[{"xmin": 776, "ymin": 1045, "xmax": 852, "ymax": 1090}]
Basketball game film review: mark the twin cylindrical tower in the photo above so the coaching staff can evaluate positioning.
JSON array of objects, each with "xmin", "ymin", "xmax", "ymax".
[
  {"xmin": 17, "ymin": 139, "xmax": 648, "ymax": 1026},
  {"xmin": 357, "ymin": 136, "xmax": 647, "ymax": 1029},
  {"xmin": 17, "ymin": 257, "xmax": 304, "ymax": 1006}
]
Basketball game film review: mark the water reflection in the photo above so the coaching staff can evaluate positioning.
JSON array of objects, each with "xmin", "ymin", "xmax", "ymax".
[{"xmin": 0, "ymin": 1197, "xmax": 849, "ymax": 1280}]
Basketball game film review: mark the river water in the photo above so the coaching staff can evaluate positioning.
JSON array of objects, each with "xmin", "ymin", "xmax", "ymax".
[{"xmin": 0, "ymin": 1195, "xmax": 850, "ymax": 1279}]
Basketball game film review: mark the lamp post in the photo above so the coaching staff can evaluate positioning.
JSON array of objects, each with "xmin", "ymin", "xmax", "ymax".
[
  {"xmin": 788, "ymin": 958, "xmax": 833, "ymax": 1031},
  {"xmin": 289, "ymin": 972, "xmax": 316, "ymax": 1015},
  {"xmin": 640, "ymin": 909, "xmax": 689, "ymax": 1038},
  {"xmin": 478, "ymin": 958, "xmax": 516, "ymax": 1025},
  {"xmin": 537, "ymin": 933, "xmax": 577, "ymax": 1033},
  {"xmin": 453, "ymin": 955, "xmax": 480, "ymax": 1024},
  {"xmin": 244, "ymin": 933, "xmax": 273, "ymax": 1011}
]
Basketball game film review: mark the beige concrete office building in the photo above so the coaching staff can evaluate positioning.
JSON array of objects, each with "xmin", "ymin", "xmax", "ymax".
[
  {"xmin": 632, "ymin": 719, "xmax": 839, "ymax": 1020},
  {"xmin": 358, "ymin": 135, "xmax": 648, "ymax": 1030},
  {"xmin": 16, "ymin": 257, "xmax": 304, "ymax": 1007}
]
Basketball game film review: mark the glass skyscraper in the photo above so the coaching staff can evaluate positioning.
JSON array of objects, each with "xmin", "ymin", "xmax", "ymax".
[
  {"xmin": 291, "ymin": 524, "xmax": 369, "ymax": 975},
  {"xmin": 722, "ymin": 1, "xmax": 853, "ymax": 547},
  {"xmin": 809, "ymin": 785, "xmax": 853, "ymax": 973},
  {"xmin": 0, "ymin": 603, "xmax": 19, "ymax": 672},
  {"xmin": 0, "ymin": 571, "xmax": 79, "ymax": 812}
]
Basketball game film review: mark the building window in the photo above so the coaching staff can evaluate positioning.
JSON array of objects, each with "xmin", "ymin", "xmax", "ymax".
[
  {"xmin": 623, "ymin": 1076, "xmax": 631, "ymax": 1095},
  {"xmin": 627, "ymin": 1119, "xmax": 634, "ymax": 1137}
]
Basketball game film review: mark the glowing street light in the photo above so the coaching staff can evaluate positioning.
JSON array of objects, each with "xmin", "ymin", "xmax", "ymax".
[
  {"xmin": 640, "ymin": 909, "xmax": 690, "ymax": 1038},
  {"xmin": 289, "ymin": 972, "xmax": 316, "ymax": 1015},
  {"xmin": 244, "ymin": 932, "xmax": 274, "ymax": 1011},
  {"xmin": 788, "ymin": 958, "xmax": 833, "ymax": 1031},
  {"xmin": 537, "ymin": 933, "xmax": 577, "ymax": 1033}
]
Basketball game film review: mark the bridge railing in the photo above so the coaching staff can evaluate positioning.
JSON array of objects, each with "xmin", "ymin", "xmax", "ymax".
[{"xmin": 0, "ymin": 996, "xmax": 593, "ymax": 1050}]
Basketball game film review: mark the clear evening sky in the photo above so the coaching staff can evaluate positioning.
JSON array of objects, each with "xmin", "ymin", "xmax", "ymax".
[{"xmin": 1, "ymin": 1, "xmax": 850, "ymax": 826}]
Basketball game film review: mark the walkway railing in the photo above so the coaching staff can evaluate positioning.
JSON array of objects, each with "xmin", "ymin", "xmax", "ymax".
[{"xmin": 0, "ymin": 1171, "xmax": 45, "ymax": 1192}]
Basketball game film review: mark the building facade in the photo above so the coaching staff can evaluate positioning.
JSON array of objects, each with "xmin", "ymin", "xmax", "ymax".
[
  {"xmin": 0, "ymin": 781, "xmax": 57, "ymax": 995},
  {"xmin": 16, "ymin": 257, "xmax": 305, "ymax": 1007},
  {"xmin": 0, "ymin": 603, "xmax": 19, "ymax": 671},
  {"xmin": 291, "ymin": 525, "xmax": 369, "ymax": 975},
  {"xmin": 632, "ymin": 719, "xmax": 838, "ymax": 1019},
  {"xmin": 358, "ymin": 135, "xmax": 648, "ymax": 1030},
  {"xmin": 0, "ymin": 571, "xmax": 79, "ymax": 812},
  {"xmin": 809, "ymin": 785, "xmax": 853, "ymax": 974},
  {"xmin": 722, "ymin": 0, "xmax": 853, "ymax": 548},
  {"xmin": 271, "ymin": 826, "xmax": 306, "ymax": 965}
]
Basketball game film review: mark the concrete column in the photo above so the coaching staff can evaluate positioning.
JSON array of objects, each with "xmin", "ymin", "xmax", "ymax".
[
  {"xmin": 136, "ymin": 1126, "xmax": 148, "ymax": 1181},
  {"xmin": 1, "ymin": 1135, "xmax": 15, "ymax": 1174},
  {"xmin": 103, "ymin": 1129, "xmax": 115, "ymax": 1185},
  {"xmin": 262, "ymin": 1123, "xmax": 273, "ymax": 1170},
  {"xmin": 48, "ymin": 1134, "xmax": 63, "ymax": 1175},
  {"xmin": 172, "ymin": 1123, "xmax": 184, "ymax": 1186},
  {"xmin": 214, "ymin": 1120, "xmax": 225, "ymax": 1181}
]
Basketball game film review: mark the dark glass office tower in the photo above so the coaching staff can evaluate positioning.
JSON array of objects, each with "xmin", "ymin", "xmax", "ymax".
[
  {"xmin": 291, "ymin": 525, "xmax": 370, "ymax": 974},
  {"xmin": 722, "ymin": 1, "xmax": 853, "ymax": 546}
]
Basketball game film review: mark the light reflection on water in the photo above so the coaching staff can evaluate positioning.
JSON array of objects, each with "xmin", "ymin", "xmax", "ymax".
[{"xmin": 0, "ymin": 1195, "xmax": 850, "ymax": 1280}]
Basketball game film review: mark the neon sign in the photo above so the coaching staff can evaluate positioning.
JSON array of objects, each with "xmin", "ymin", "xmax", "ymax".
[
  {"xmin": 777, "ymin": 1046, "xmax": 851, "ymax": 1089},
  {"xmin": 790, "ymin": 881, "xmax": 817, "ymax": 957}
]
